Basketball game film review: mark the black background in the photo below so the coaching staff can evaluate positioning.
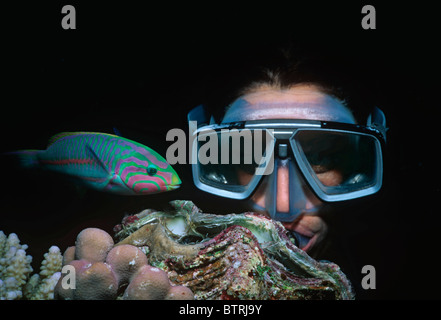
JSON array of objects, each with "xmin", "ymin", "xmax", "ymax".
[{"xmin": 1, "ymin": 2, "xmax": 440, "ymax": 301}]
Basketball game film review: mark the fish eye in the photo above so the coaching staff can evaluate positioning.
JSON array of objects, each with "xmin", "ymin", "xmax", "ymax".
[{"xmin": 147, "ymin": 164, "xmax": 158, "ymax": 176}]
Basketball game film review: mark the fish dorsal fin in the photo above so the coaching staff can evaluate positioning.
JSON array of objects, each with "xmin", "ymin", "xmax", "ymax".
[
  {"xmin": 47, "ymin": 132, "xmax": 120, "ymax": 148},
  {"xmin": 47, "ymin": 132, "xmax": 84, "ymax": 147},
  {"xmin": 113, "ymin": 127, "xmax": 122, "ymax": 137}
]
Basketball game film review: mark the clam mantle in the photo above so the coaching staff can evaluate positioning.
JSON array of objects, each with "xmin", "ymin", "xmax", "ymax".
[{"xmin": 114, "ymin": 200, "xmax": 354, "ymax": 300}]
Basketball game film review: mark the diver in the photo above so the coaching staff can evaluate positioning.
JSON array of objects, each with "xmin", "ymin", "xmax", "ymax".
[{"xmin": 187, "ymin": 47, "xmax": 387, "ymax": 257}]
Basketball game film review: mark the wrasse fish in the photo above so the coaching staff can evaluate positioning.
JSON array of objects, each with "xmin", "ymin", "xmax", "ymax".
[{"xmin": 10, "ymin": 132, "xmax": 181, "ymax": 195}]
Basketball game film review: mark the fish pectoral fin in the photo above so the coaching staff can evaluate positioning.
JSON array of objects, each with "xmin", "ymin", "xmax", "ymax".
[
  {"xmin": 109, "ymin": 174, "xmax": 125, "ymax": 187},
  {"xmin": 105, "ymin": 174, "xmax": 133, "ymax": 194},
  {"xmin": 85, "ymin": 144, "xmax": 112, "ymax": 179}
]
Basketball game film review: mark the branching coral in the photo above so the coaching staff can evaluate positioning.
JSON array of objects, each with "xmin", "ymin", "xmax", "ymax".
[
  {"xmin": 0, "ymin": 232, "xmax": 33, "ymax": 300},
  {"xmin": 24, "ymin": 246, "xmax": 62, "ymax": 300},
  {"xmin": 0, "ymin": 231, "xmax": 62, "ymax": 300}
]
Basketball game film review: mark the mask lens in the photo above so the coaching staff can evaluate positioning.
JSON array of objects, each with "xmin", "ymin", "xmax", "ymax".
[
  {"xmin": 292, "ymin": 129, "xmax": 382, "ymax": 199},
  {"xmin": 195, "ymin": 128, "xmax": 274, "ymax": 194}
]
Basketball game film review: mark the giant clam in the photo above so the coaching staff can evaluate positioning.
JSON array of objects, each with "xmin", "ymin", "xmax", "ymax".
[{"xmin": 114, "ymin": 200, "xmax": 354, "ymax": 300}]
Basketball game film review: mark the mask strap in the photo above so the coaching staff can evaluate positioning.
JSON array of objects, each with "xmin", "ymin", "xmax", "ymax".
[
  {"xmin": 187, "ymin": 105, "xmax": 210, "ymax": 125},
  {"xmin": 366, "ymin": 107, "xmax": 388, "ymax": 142}
]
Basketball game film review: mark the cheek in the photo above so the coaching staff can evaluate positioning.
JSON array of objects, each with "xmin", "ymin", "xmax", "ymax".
[
  {"xmin": 237, "ymin": 171, "xmax": 254, "ymax": 185},
  {"xmin": 316, "ymin": 170, "xmax": 343, "ymax": 186}
]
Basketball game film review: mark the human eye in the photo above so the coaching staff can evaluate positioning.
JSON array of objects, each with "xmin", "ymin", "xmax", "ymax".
[{"xmin": 315, "ymin": 169, "xmax": 343, "ymax": 186}]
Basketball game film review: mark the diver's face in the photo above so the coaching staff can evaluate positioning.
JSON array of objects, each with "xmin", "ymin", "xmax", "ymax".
[{"xmin": 222, "ymin": 84, "xmax": 356, "ymax": 253}]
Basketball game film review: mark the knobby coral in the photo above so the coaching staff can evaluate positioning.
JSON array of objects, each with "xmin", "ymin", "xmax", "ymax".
[
  {"xmin": 0, "ymin": 231, "xmax": 62, "ymax": 300},
  {"xmin": 54, "ymin": 227, "xmax": 194, "ymax": 300}
]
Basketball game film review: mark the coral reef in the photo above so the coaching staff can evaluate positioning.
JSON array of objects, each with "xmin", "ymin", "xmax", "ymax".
[
  {"xmin": 1, "ymin": 200, "xmax": 354, "ymax": 300},
  {"xmin": 54, "ymin": 227, "xmax": 194, "ymax": 300},
  {"xmin": 0, "ymin": 231, "xmax": 62, "ymax": 300}
]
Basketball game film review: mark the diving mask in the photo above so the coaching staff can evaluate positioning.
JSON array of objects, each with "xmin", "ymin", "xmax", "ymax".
[{"xmin": 188, "ymin": 105, "xmax": 386, "ymax": 222}]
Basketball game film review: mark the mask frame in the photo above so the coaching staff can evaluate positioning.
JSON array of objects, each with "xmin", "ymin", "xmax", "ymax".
[{"xmin": 188, "ymin": 105, "xmax": 386, "ymax": 204}]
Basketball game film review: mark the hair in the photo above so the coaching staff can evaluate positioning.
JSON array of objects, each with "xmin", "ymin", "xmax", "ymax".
[{"xmin": 202, "ymin": 42, "xmax": 375, "ymax": 124}]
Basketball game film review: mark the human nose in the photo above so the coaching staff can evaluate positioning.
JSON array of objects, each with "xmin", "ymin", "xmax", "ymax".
[
  {"xmin": 274, "ymin": 157, "xmax": 322, "ymax": 220},
  {"xmin": 276, "ymin": 159, "xmax": 290, "ymax": 212}
]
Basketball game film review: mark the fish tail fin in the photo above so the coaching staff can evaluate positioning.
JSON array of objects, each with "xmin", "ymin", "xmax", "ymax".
[{"xmin": 4, "ymin": 149, "xmax": 41, "ymax": 169}]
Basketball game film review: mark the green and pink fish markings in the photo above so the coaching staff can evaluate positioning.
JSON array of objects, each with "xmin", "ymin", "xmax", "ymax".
[{"xmin": 14, "ymin": 132, "xmax": 181, "ymax": 195}]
